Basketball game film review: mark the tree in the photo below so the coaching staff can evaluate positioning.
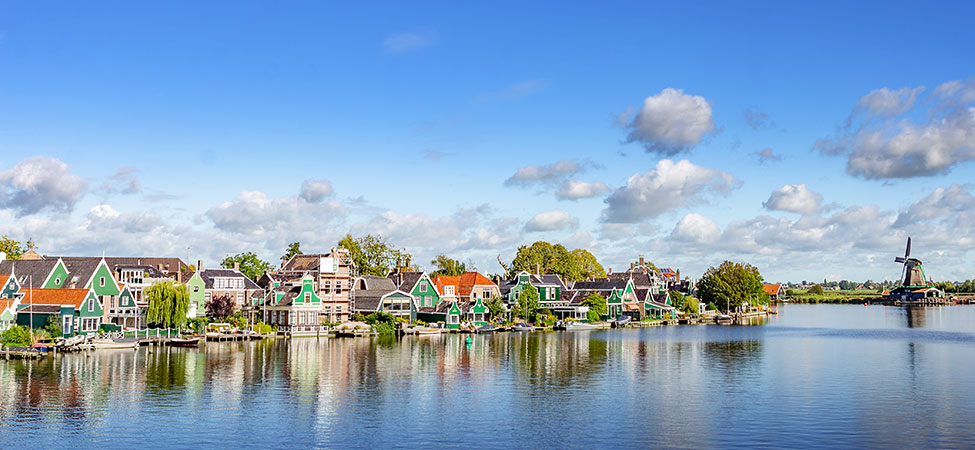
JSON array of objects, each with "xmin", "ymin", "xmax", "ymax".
[
  {"xmin": 485, "ymin": 296, "xmax": 506, "ymax": 321},
  {"xmin": 338, "ymin": 234, "xmax": 412, "ymax": 276},
  {"xmin": 582, "ymin": 293, "xmax": 606, "ymax": 322},
  {"xmin": 696, "ymin": 261, "xmax": 765, "ymax": 313},
  {"xmin": 145, "ymin": 280, "xmax": 190, "ymax": 329},
  {"xmin": 430, "ymin": 254, "xmax": 467, "ymax": 277},
  {"xmin": 515, "ymin": 286, "xmax": 540, "ymax": 321},
  {"xmin": 206, "ymin": 294, "xmax": 236, "ymax": 319},
  {"xmin": 571, "ymin": 249, "xmax": 607, "ymax": 279},
  {"xmin": 510, "ymin": 241, "xmax": 583, "ymax": 281},
  {"xmin": 808, "ymin": 284, "xmax": 824, "ymax": 295},
  {"xmin": 281, "ymin": 242, "xmax": 302, "ymax": 263},
  {"xmin": 43, "ymin": 315, "xmax": 62, "ymax": 338},
  {"xmin": 0, "ymin": 235, "xmax": 26, "ymax": 260},
  {"xmin": 1, "ymin": 325, "xmax": 31, "ymax": 347},
  {"xmin": 221, "ymin": 252, "xmax": 272, "ymax": 281},
  {"xmin": 670, "ymin": 290, "xmax": 699, "ymax": 316}
]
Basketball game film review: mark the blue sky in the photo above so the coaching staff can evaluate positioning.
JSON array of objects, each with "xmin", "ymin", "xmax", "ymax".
[{"xmin": 1, "ymin": 1, "xmax": 974, "ymax": 282}]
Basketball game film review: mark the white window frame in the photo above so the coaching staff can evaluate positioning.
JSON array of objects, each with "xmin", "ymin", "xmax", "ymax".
[
  {"xmin": 304, "ymin": 292, "xmax": 311, "ymax": 303},
  {"xmin": 419, "ymin": 282, "xmax": 427, "ymax": 293},
  {"xmin": 100, "ymin": 277, "xmax": 106, "ymax": 287},
  {"xmin": 88, "ymin": 297, "xmax": 95, "ymax": 312}
]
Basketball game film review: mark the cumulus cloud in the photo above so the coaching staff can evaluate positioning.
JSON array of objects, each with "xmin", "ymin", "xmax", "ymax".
[
  {"xmin": 763, "ymin": 184, "xmax": 823, "ymax": 215},
  {"xmin": 103, "ymin": 166, "xmax": 141, "ymax": 195},
  {"xmin": 555, "ymin": 180, "xmax": 610, "ymax": 200},
  {"xmin": 524, "ymin": 210, "xmax": 577, "ymax": 232},
  {"xmin": 670, "ymin": 213, "xmax": 720, "ymax": 244},
  {"xmin": 815, "ymin": 79, "xmax": 975, "ymax": 179},
  {"xmin": 602, "ymin": 159, "xmax": 738, "ymax": 223},
  {"xmin": 0, "ymin": 156, "xmax": 87, "ymax": 216},
  {"xmin": 299, "ymin": 179, "xmax": 334, "ymax": 203},
  {"xmin": 618, "ymin": 88, "xmax": 715, "ymax": 155},
  {"xmin": 86, "ymin": 204, "xmax": 162, "ymax": 233},
  {"xmin": 206, "ymin": 190, "xmax": 345, "ymax": 236},
  {"xmin": 894, "ymin": 184, "xmax": 975, "ymax": 227},
  {"xmin": 382, "ymin": 31, "xmax": 436, "ymax": 53},
  {"xmin": 755, "ymin": 147, "xmax": 782, "ymax": 164}
]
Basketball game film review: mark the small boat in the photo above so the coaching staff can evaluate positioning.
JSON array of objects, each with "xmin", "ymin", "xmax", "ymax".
[
  {"xmin": 565, "ymin": 321, "xmax": 598, "ymax": 331},
  {"xmin": 511, "ymin": 323, "xmax": 534, "ymax": 332},
  {"xmin": 416, "ymin": 327, "xmax": 442, "ymax": 336},
  {"xmin": 477, "ymin": 324, "xmax": 499, "ymax": 334},
  {"xmin": 92, "ymin": 338, "xmax": 139, "ymax": 350},
  {"xmin": 611, "ymin": 315, "xmax": 631, "ymax": 328},
  {"xmin": 715, "ymin": 314, "xmax": 733, "ymax": 325},
  {"xmin": 169, "ymin": 337, "xmax": 200, "ymax": 347}
]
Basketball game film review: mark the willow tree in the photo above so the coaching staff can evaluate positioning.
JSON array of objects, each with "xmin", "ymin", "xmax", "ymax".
[{"xmin": 145, "ymin": 280, "xmax": 190, "ymax": 328}]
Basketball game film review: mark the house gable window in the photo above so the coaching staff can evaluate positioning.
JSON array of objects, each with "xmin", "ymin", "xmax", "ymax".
[
  {"xmin": 100, "ymin": 277, "xmax": 106, "ymax": 287},
  {"xmin": 419, "ymin": 282, "xmax": 427, "ymax": 293},
  {"xmin": 304, "ymin": 292, "xmax": 311, "ymax": 303},
  {"xmin": 88, "ymin": 297, "xmax": 95, "ymax": 312},
  {"xmin": 55, "ymin": 277, "xmax": 62, "ymax": 286}
]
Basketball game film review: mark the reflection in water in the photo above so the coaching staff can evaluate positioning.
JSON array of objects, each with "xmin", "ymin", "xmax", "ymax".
[{"xmin": 1, "ymin": 305, "xmax": 974, "ymax": 449}]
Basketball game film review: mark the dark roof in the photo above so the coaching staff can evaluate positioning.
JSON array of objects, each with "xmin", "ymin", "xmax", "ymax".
[
  {"xmin": 436, "ymin": 300, "xmax": 468, "ymax": 313},
  {"xmin": 0, "ymin": 260, "xmax": 59, "ymax": 289},
  {"xmin": 18, "ymin": 304, "xmax": 62, "ymax": 314},
  {"xmin": 562, "ymin": 289, "xmax": 601, "ymax": 305},
  {"xmin": 388, "ymin": 272, "xmax": 424, "ymax": 293},
  {"xmin": 533, "ymin": 274, "xmax": 566, "ymax": 289},
  {"xmin": 571, "ymin": 278, "xmax": 627, "ymax": 291},
  {"xmin": 282, "ymin": 254, "xmax": 322, "ymax": 271},
  {"xmin": 59, "ymin": 257, "xmax": 103, "ymax": 288},
  {"xmin": 199, "ymin": 268, "xmax": 262, "ymax": 290},
  {"xmin": 102, "ymin": 257, "xmax": 189, "ymax": 274},
  {"xmin": 353, "ymin": 276, "xmax": 401, "ymax": 312},
  {"xmin": 609, "ymin": 272, "xmax": 657, "ymax": 288},
  {"xmin": 266, "ymin": 286, "xmax": 303, "ymax": 306},
  {"xmin": 634, "ymin": 288, "xmax": 650, "ymax": 303},
  {"xmin": 498, "ymin": 280, "xmax": 516, "ymax": 296}
]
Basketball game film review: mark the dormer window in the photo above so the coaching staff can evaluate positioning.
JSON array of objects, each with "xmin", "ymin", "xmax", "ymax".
[
  {"xmin": 55, "ymin": 278, "xmax": 61, "ymax": 286},
  {"xmin": 445, "ymin": 286, "xmax": 455, "ymax": 296},
  {"xmin": 100, "ymin": 277, "xmax": 106, "ymax": 287},
  {"xmin": 304, "ymin": 292, "xmax": 311, "ymax": 302}
]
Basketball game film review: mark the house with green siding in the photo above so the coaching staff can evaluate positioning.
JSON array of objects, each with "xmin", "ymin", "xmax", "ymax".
[
  {"xmin": 498, "ymin": 271, "xmax": 568, "ymax": 312},
  {"xmin": 0, "ymin": 273, "xmax": 21, "ymax": 300},
  {"xmin": 17, "ymin": 288, "xmax": 103, "ymax": 337},
  {"xmin": 351, "ymin": 275, "xmax": 415, "ymax": 321},
  {"xmin": 571, "ymin": 278, "xmax": 640, "ymax": 320},
  {"xmin": 263, "ymin": 274, "xmax": 324, "ymax": 335}
]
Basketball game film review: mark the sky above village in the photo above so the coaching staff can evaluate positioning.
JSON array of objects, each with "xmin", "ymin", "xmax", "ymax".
[{"xmin": 1, "ymin": 1, "xmax": 974, "ymax": 283}]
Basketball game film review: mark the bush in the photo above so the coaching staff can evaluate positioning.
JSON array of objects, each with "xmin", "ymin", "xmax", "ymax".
[
  {"xmin": 43, "ymin": 315, "xmax": 62, "ymax": 338},
  {"xmin": 373, "ymin": 322, "xmax": 395, "ymax": 335},
  {"xmin": 364, "ymin": 312, "xmax": 396, "ymax": 326},
  {"xmin": 32, "ymin": 329, "xmax": 51, "ymax": 343},
  {"xmin": 413, "ymin": 319, "xmax": 428, "ymax": 326},
  {"xmin": 252, "ymin": 322, "xmax": 275, "ymax": 335},
  {"xmin": 351, "ymin": 312, "xmax": 366, "ymax": 322},
  {"xmin": 186, "ymin": 317, "xmax": 210, "ymax": 334},
  {"xmin": 706, "ymin": 302, "xmax": 718, "ymax": 311},
  {"xmin": 808, "ymin": 285, "xmax": 824, "ymax": 295},
  {"xmin": 586, "ymin": 310, "xmax": 601, "ymax": 322},
  {"xmin": 2, "ymin": 326, "xmax": 31, "ymax": 347},
  {"xmin": 540, "ymin": 314, "xmax": 558, "ymax": 327}
]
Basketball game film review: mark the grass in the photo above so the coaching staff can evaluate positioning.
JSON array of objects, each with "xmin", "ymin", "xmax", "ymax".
[{"xmin": 786, "ymin": 289, "xmax": 882, "ymax": 304}]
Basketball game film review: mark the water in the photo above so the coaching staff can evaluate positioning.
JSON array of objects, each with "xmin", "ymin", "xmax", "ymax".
[{"xmin": 2, "ymin": 304, "xmax": 974, "ymax": 449}]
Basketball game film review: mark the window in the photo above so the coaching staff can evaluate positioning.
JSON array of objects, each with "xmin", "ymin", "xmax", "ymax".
[
  {"xmin": 63, "ymin": 315, "xmax": 72, "ymax": 334},
  {"xmin": 193, "ymin": 286, "xmax": 200, "ymax": 293},
  {"xmin": 205, "ymin": 292, "xmax": 211, "ymax": 302},
  {"xmin": 445, "ymin": 286, "xmax": 455, "ymax": 296},
  {"xmin": 55, "ymin": 277, "xmax": 61, "ymax": 286},
  {"xmin": 89, "ymin": 298, "xmax": 95, "ymax": 312},
  {"xmin": 99, "ymin": 277, "xmax": 105, "ymax": 287},
  {"xmin": 419, "ymin": 282, "xmax": 427, "ymax": 293},
  {"xmin": 236, "ymin": 292, "xmax": 244, "ymax": 304},
  {"xmin": 448, "ymin": 314, "xmax": 459, "ymax": 324},
  {"xmin": 299, "ymin": 311, "xmax": 306, "ymax": 325},
  {"xmin": 304, "ymin": 292, "xmax": 311, "ymax": 303},
  {"xmin": 323, "ymin": 281, "xmax": 331, "ymax": 294},
  {"xmin": 335, "ymin": 281, "xmax": 342, "ymax": 294}
]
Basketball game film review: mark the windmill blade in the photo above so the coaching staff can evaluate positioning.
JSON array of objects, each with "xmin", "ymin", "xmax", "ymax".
[
  {"xmin": 894, "ymin": 257, "xmax": 907, "ymax": 263},
  {"xmin": 905, "ymin": 237, "xmax": 911, "ymax": 258}
]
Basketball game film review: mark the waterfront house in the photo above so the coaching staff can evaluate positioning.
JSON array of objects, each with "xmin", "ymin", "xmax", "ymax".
[
  {"xmin": 185, "ymin": 262, "xmax": 264, "ymax": 319},
  {"xmin": 262, "ymin": 274, "xmax": 324, "ymax": 334},
  {"xmin": 351, "ymin": 275, "xmax": 415, "ymax": 321},
  {"xmin": 0, "ymin": 273, "xmax": 21, "ymax": 299},
  {"xmin": 498, "ymin": 271, "xmax": 567, "ymax": 312},
  {"xmin": 553, "ymin": 289, "xmax": 592, "ymax": 321},
  {"xmin": 16, "ymin": 288, "xmax": 103, "ymax": 336},
  {"xmin": 433, "ymin": 272, "xmax": 501, "ymax": 303},
  {"xmin": 0, "ymin": 297, "xmax": 19, "ymax": 331},
  {"xmin": 636, "ymin": 289, "xmax": 675, "ymax": 319},
  {"xmin": 278, "ymin": 249, "xmax": 354, "ymax": 323},
  {"xmin": 572, "ymin": 278, "xmax": 641, "ymax": 319},
  {"xmin": 763, "ymin": 284, "xmax": 784, "ymax": 301},
  {"xmin": 113, "ymin": 284, "xmax": 140, "ymax": 329}
]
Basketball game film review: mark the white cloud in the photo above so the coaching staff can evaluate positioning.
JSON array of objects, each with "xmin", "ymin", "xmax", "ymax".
[
  {"xmin": 763, "ymin": 184, "xmax": 823, "ymax": 215},
  {"xmin": 86, "ymin": 204, "xmax": 162, "ymax": 233},
  {"xmin": 382, "ymin": 31, "xmax": 435, "ymax": 54},
  {"xmin": 206, "ymin": 190, "xmax": 345, "ymax": 236},
  {"xmin": 894, "ymin": 184, "xmax": 975, "ymax": 227},
  {"xmin": 0, "ymin": 156, "xmax": 87, "ymax": 216},
  {"xmin": 602, "ymin": 159, "xmax": 738, "ymax": 223},
  {"xmin": 816, "ymin": 79, "xmax": 975, "ymax": 179},
  {"xmin": 474, "ymin": 80, "xmax": 548, "ymax": 103},
  {"xmin": 524, "ymin": 210, "xmax": 577, "ymax": 232},
  {"xmin": 300, "ymin": 179, "xmax": 334, "ymax": 203},
  {"xmin": 555, "ymin": 180, "xmax": 610, "ymax": 200},
  {"xmin": 670, "ymin": 213, "xmax": 720, "ymax": 244},
  {"xmin": 504, "ymin": 160, "xmax": 587, "ymax": 187},
  {"xmin": 619, "ymin": 88, "xmax": 715, "ymax": 155},
  {"xmin": 103, "ymin": 166, "xmax": 141, "ymax": 195},
  {"xmin": 755, "ymin": 147, "xmax": 782, "ymax": 164}
]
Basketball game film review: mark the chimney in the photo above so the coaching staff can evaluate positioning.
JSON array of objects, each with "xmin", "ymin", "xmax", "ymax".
[
  {"xmin": 639, "ymin": 256, "xmax": 645, "ymax": 266},
  {"xmin": 630, "ymin": 263, "xmax": 634, "ymax": 270},
  {"xmin": 198, "ymin": 260, "xmax": 203, "ymax": 272},
  {"xmin": 233, "ymin": 262, "xmax": 240, "ymax": 272},
  {"xmin": 535, "ymin": 263, "xmax": 540, "ymax": 275},
  {"xmin": 608, "ymin": 268, "xmax": 612, "ymax": 275}
]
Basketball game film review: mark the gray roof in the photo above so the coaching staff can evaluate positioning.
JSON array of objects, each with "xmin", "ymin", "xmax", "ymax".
[
  {"xmin": 571, "ymin": 278, "xmax": 626, "ymax": 291},
  {"xmin": 0, "ymin": 260, "xmax": 59, "ymax": 289},
  {"xmin": 388, "ymin": 272, "xmax": 423, "ymax": 293},
  {"xmin": 199, "ymin": 268, "xmax": 262, "ymax": 290},
  {"xmin": 353, "ymin": 275, "xmax": 402, "ymax": 312},
  {"xmin": 102, "ymin": 257, "xmax": 189, "ymax": 274},
  {"xmin": 59, "ymin": 257, "xmax": 102, "ymax": 288}
]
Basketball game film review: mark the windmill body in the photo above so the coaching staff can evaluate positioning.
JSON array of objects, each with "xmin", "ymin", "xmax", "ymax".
[{"xmin": 888, "ymin": 237, "xmax": 945, "ymax": 304}]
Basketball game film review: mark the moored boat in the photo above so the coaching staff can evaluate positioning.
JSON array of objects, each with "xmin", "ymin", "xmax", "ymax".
[
  {"xmin": 476, "ymin": 324, "xmax": 499, "ymax": 334},
  {"xmin": 169, "ymin": 337, "xmax": 200, "ymax": 347},
  {"xmin": 565, "ymin": 321, "xmax": 598, "ymax": 331},
  {"xmin": 416, "ymin": 327, "xmax": 442, "ymax": 336},
  {"xmin": 715, "ymin": 314, "xmax": 733, "ymax": 325},
  {"xmin": 611, "ymin": 315, "xmax": 631, "ymax": 328},
  {"xmin": 92, "ymin": 338, "xmax": 139, "ymax": 350},
  {"xmin": 511, "ymin": 323, "xmax": 534, "ymax": 332}
]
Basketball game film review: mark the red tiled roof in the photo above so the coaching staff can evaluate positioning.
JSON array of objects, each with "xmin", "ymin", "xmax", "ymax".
[
  {"xmin": 0, "ymin": 298, "xmax": 16, "ymax": 313},
  {"xmin": 433, "ymin": 272, "xmax": 496, "ymax": 297},
  {"xmin": 763, "ymin": 284, "xmax": 782, "ymax": 295},
  {"xmin": 19, "ymin": 288, "xmax": 90, "ymax": 309},
  {"xmin": 0, "ymin": 274, "xmax": 9, "ymax": 287}
]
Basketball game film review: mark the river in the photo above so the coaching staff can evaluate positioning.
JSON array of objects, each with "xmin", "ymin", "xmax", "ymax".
[{"xmin": 1, "ymin": 304, "xmax": 974, "ymax": 449}]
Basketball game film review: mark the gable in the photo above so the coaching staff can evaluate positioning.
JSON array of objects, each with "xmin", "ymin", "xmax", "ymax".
[
  {"xmin": 88, "ymin": 261, "xmax": 121, "ymax": 295},
  {"xmin": 78, "ymin": 291, "xmax": 104, "ymax": 317},
  {"xmin": 43, "ymin": 260, "xmax": 70, "ymax": 288},
  {"xmin": 118, "ymin": 286, "xmax": 137, "ymax": 308}
]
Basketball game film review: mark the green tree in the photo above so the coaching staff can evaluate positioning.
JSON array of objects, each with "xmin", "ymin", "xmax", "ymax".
[
  {"xmin": 430, "ymin": 254, "xmax": 467, "ymax": 277},
  {"xmin": 145, "ymin": 280, "xmax": 190, "ymax": 329},
  {"xmin": 281, "ymin": 242, "xmax": 302, "ymax": 263},
  {"xmin": 1, "ymin": 325, "xmax": 31, "ymax": 347},
  {"xmin": 0, "ymin": 235, "xmax": 26, "ymax": 260},
  {"xmin": 696, "ymin": 260, "xmax": 765, "ymax": 313},
  {"xmin": 670, "ymin": 290, "xmax": 699, "ymax": 316},
  {"xmin": 338, "ymin": 234, "xmax": 412, "ymax": 276},
  {"xmin": 515, "ymin": 286, "xmax": 540, "ymax": 321},
  {"xmin": 808, "ymin": 284, "xmax": 824, "ymax": 295},
  {"xmin": 510, "ymin": 241, "xmax": 584, "ymax": 281},
  {"xmin": 582, "ymin": 293, "xmax": 606, "ymax": 322},
  {"xmin": 485, "ymin": 296, "xmax": 506, "ymax": 321},
  {"xmin": 43, "ymin": 315, "xmax": 62, "ymax": 338},
  {"xmin": 221, "ymin": 252, "xmax": 272, "ymax": 281},
  {"xmin": 571, "ymin": 249, "xmax": 606, "ymax": 279}
]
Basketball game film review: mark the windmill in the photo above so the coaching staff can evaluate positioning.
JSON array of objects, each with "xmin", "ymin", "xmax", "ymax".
[{"xmin": 893, "ymin": 237, "xmax": 928, "ymax": 287}]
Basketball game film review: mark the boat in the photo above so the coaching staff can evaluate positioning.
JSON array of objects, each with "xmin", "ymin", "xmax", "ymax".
[
  {"xmin": 416, "ymin": 327, "xmax": 442, "ymax": 336},
  {"xmin": 169, "ymin": 337, "xmax": 201, "ymax": 347},
  {"xmin": 611, "ymin": 315, "xmax": 631, "ymax": 328},
  {"xmin": 565, "ymin": 321, "xmax": 598, "ymax": 331},
  {"xmin": 715, "ymin": 314, "xmax": 733, "ymax": 325},
  {"xmin": 92, "ymin": 338, "xmax": 139, "ymax": 349},
  {"xmin": 511, "ymin": 323, "xmax": 534, "ymax": 332},
  {"xmin": 476, "ymin": 324, "xmax": 499, "ymax": 334}
]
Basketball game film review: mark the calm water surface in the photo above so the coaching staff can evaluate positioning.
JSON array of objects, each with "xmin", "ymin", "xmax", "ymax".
[{"xmin": 2, "ymin": 304, "xmax": 974, "ymax": 449}]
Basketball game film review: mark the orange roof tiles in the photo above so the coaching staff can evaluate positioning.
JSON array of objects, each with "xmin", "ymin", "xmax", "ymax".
[
  {"xmin": 763, "ymin": 284, "xmax": 782, "ymax": 295},
  {"xmin": 0, "ymin": 298, "xmax": 16, "ymax": 313},
  {"xmin": 19, "ymin": 288, "xmax": 91, "ymax": 309},
  {"xmin": 433, "ymin": 272, "xmax": 497, "ymax": 297}
]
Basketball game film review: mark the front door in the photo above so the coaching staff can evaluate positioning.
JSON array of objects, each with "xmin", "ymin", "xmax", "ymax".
[{"xmin": 62, "ymin": 314, "xmax": 73, "ymax": 336}]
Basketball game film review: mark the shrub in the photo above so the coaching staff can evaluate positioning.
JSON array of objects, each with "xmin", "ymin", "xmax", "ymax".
[
  {"xmin": 373, "ymin": 322, "xmax": 395, "ymax": 335},
  {"xmin": 252, "ymin": 322, "xmax": 275, "ymax": 335},
  {"xmin": 2, "ymin": 326, "xmax": 31, "ymax": 347},
  {"xmin": 43, "ymin": 315, "xmax": 62, "ymax": 337},
  {"xmin": 586, "ymin": 310, "xmax": 601, "ymax": 322},
  {"xmin": 351, "ymin": 312, "xmax": 366, "ymax": 322},
  {"xmin": 364, "ymin": 312, "xmax": 396, "ymax": 326}
]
